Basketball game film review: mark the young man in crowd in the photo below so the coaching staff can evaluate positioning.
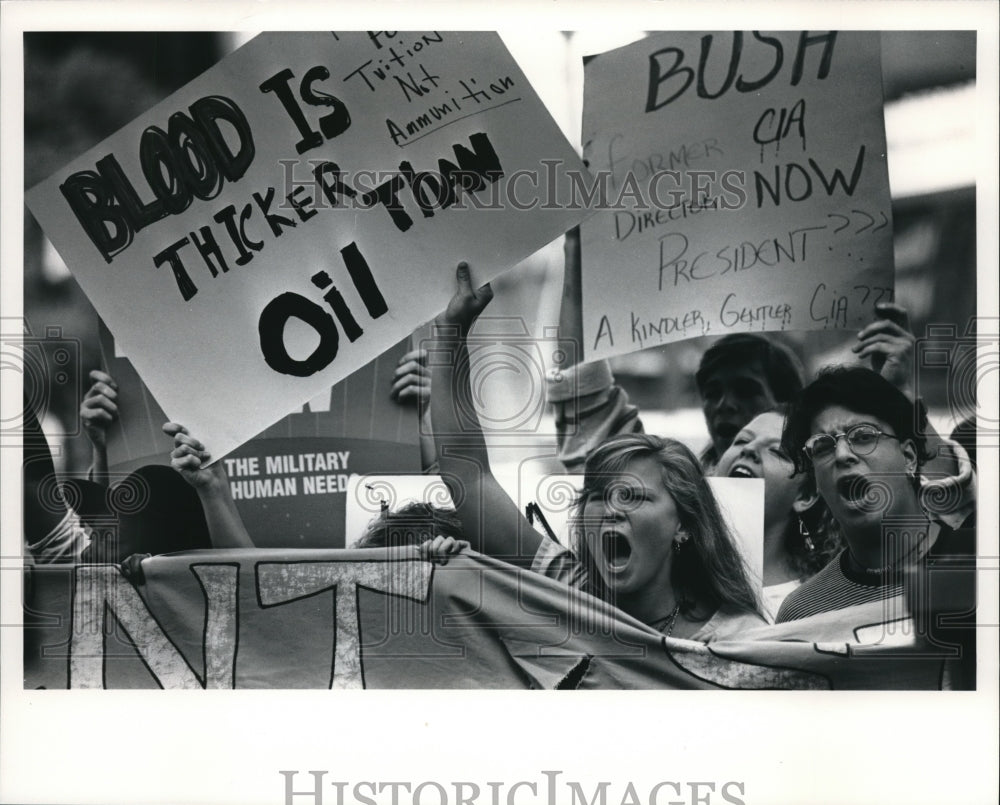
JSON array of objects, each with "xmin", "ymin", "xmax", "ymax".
[
  {"xmin": 544, "ymin": 227, "xmax": 934, "ymax": 474},
  {"xmin": 547, "ymin": 330, "xmax": 803, "ymax": 472}
]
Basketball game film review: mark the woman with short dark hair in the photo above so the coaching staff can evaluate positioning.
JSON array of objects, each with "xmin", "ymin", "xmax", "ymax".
[{"xmin": 775, "ymin": 366, "xmax": 974, "ymax": 625}]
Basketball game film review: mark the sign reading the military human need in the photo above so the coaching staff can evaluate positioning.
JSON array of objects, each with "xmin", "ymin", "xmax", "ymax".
[
  {"xmin": 580, "ymin": 31, "xmax": 893, "ymax": 360},
  {"xmin": 27, "ymin": 32, "xmax": 588, "ymax": 460}
]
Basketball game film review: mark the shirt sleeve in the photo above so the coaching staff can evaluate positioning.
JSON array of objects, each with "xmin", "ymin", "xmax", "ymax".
[
  {"xmin": 921, "ymin": 437, "xmax": 976, "ymax": 529},
  {"xmin": 547, "ymin": 360, "xmax": 643, "ymax": 473},
  {"xmin": 531, "ymin": 536, "xmax": 589, "ymax": 590},
  {"xmin": 25, "ymin": 508, "xmax": 91, "ymax": 564}
]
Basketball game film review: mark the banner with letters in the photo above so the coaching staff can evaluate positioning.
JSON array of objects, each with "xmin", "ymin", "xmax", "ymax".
[
  {"xmin": 24, "ymin": 550, "xmax": 965, "ymax": 690},
  {"xmin": 580, "ymin": 31, "xmax": 894, "ymax": 361},
  {"xmin": 26, "ymin": 31, "xmax": 590, "ymax": 461}
]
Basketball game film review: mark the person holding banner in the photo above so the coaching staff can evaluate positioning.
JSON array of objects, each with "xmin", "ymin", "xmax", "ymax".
[
  {"xmin": 353, "ymin": 502, "xmax": 465, "ymax": 550},
  {"xmin": 775, "ymin": 367, "xmax": 975, "ymax": 630},
  {"xmin": 429, "ymin": 262, "xmax": 766, "ymax": 640}
]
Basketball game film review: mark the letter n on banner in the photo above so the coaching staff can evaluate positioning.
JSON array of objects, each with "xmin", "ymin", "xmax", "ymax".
[{"xmin": 70, "ymin": 564, "xmax": 238, "ymax": 689}]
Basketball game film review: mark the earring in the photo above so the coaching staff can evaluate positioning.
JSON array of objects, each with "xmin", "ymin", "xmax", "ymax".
[
  {"xmin": 798, "ymin": 517, "xmax": 815, "ymax": 552},
  {"xmin": 674, "ymin": 532, "xmax": 689, "ymax": 553}
]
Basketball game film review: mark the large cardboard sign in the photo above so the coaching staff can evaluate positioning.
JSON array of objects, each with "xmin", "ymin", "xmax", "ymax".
[
  {"xmin": 580, "ymin": 31, "xmax": 894, "ymax": 360},
  {"xmin": 23, "ymin": 551, "xmax": 965, "ymax": 690},
  {"xmin": 26, "ymin": 32, "xmax": 589, "ymax": 460}
]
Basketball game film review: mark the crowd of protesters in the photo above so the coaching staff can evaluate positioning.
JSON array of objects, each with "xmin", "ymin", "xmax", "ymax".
[{"xmin": 23, "ymin": 185, "xmax": 978, "ymax": 689}]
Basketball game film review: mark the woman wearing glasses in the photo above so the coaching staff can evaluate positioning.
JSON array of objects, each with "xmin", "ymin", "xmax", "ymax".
[{"xmin": 773, "ymin": 365, "xmax": 975, "ymax": 626}]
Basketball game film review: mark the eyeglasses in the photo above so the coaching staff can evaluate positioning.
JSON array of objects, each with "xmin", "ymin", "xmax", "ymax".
[{"xmin": 802, "ymin": 423, "xmax": 899, "ymax": 463}]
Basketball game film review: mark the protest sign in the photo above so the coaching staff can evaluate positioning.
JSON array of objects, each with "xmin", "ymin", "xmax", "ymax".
[
  {"xmin": 24, "ymin": 550, "xmax": 967, "ymax": 690},
  {"xmin": 95, "ymin": 322, "xmax": 421, "ymax": 547},
  {"xmin": 26, "ymin": 31, "xmax": 589, "ymax": 460},
  {"xmin": 580, "ymin": 31, "xmax": 894, "ymax": 361}
]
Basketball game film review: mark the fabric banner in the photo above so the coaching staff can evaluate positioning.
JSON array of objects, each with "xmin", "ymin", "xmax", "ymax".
[
  {"xmin": 580, "ymin": 31, "xmax": 894, "ymax": 361},
  {"xmin": 26, "ymin": 32, "xmax": 589, "ymax": 461},
  {"xmin": 24, "ymin": 550, "xmax": 963, "ymax": 690}
]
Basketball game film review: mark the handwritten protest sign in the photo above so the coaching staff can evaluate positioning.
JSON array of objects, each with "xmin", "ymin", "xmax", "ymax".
[
  {"xmin": 580, "ymin": 31, "xmax": 893, "ymax": 361},
  {"xmin": 26, "ymin": 32, "xmax": 589, "ymax": 460}
]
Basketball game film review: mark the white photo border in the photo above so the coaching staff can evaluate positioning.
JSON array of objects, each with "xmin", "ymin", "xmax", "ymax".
[{"xmin": 2, "ymin": 3, "xmax": 997, "ymax": 805}]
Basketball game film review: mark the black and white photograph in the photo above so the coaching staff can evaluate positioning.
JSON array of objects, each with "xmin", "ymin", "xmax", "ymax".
[{"xmin": 1, "ymin": 2, "xmax": 997, "ymax": 804}]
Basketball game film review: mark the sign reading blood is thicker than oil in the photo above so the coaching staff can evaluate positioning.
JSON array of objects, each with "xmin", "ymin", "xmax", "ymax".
[{"xmin": 27, "ymin": 31, "xmax": 588, "ymax": 460}]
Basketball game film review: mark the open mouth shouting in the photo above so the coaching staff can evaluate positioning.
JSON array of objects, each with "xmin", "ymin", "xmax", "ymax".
[
  {"xmin": 727, "ymin": 463, "xmax": 758, "ymax": 479},
  {"xmin": 834, "ymin": 474, "xmax": 884, "ymax": 512},
  {"xmin": 601, "ymin": 529, "xmax": 633, "ymax": 570}
]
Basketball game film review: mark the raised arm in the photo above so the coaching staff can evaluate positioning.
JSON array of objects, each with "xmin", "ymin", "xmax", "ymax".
[
  {"xmin": 853, "ymin": 302, "xmax": 915, "ymax": 397},
  {"xmin": 161, "ymin": 423, "xmax": 255, "ymax": 549},
  {"xmin": 854, "ymin": 302, "xmax": 965, "ymax": 480},
  {"xmin": 80, "ymin": 370, "xmax": 118, "ymax": 482},
  {"xmin": 390, "ymin": 343, "xmax": 437, "ymax": 470},
  {"xmin": 428, "ymin": 263, "xmax": 542, "ymax": 565},
  {"xmin": 546, "ymin": 227, "xmax": 643, "ymax": 472},
  {"xmin": 556, "ymin": 226, "xmax": 584, "ymax": 370}
]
